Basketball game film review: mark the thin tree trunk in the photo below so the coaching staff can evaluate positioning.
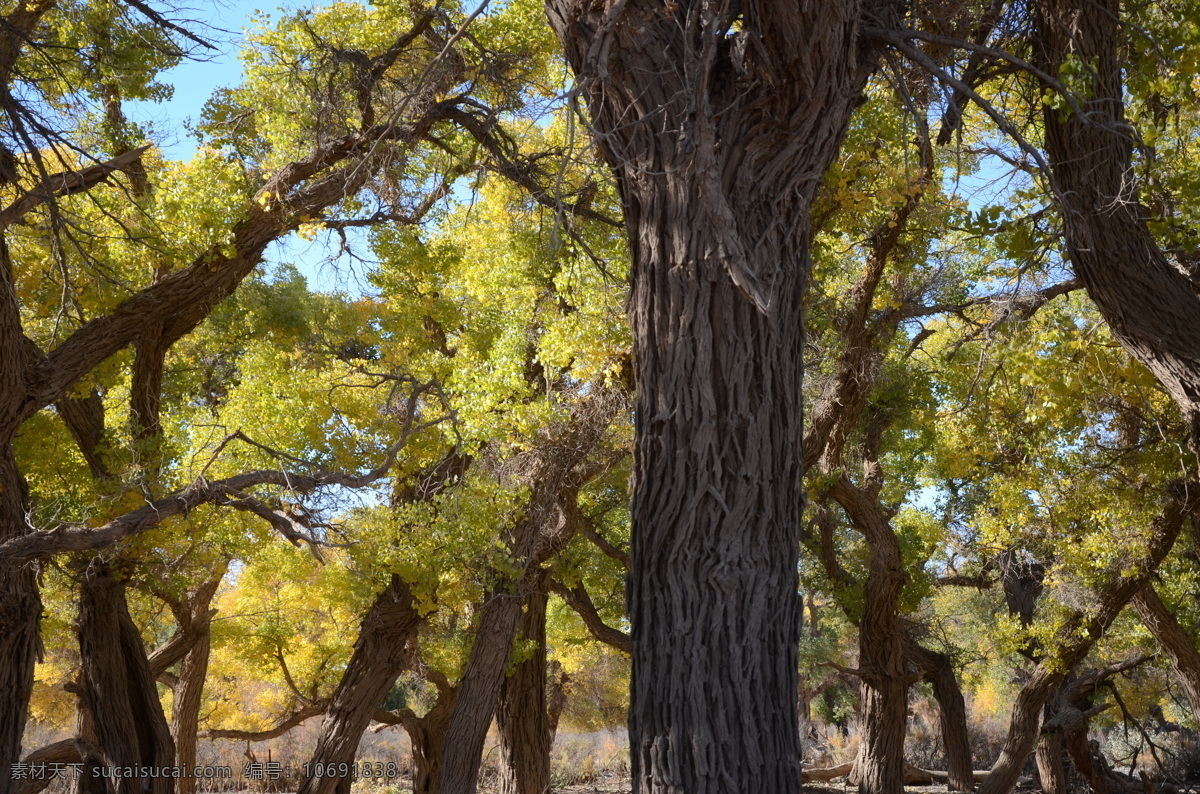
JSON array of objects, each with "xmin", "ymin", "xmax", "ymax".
[
  {"xmin": 542, "ymin": 1, "xmax": 894, "ymax": 789},
  {"xmin": 1131, "ymin": 584, "xmax": 1200, "ymax": 719},
  {"xmin": 171, "ymin": 635, "xmax": 210, "ymax": 794},
  {"xmin": 0, "ymin": 445, "xmax": 39, "ymax": 794},
  {"xmin": 829, "ymin": 475, "xmax": 909, "ymax": 794},
  {"xmin": 497, "ymin": 589, "xmax": 551, "ymax": 794},
  {"xmin": 76, "ymin": 565, "xmax": 176, "ymax": 794},
  {"xmin": 170, "ymin": 572, "xmax": 224, "ymax": 794},
  {"xmin": 440, "ymin": 393, "xmax": 619, "ymax": 794},
  {"xmin": 546, "ymin": 661, "xmax": 568, "ymax": 746},
  {"xmin": 297, "ymin": 576, "xmax": 422, "ymax": 794}
]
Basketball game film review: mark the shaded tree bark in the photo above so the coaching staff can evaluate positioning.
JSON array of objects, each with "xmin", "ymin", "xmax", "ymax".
[
  {"xmin": 497, "ymin": 589, "xmax": 551, "ymax": 794},
  {"xmin": 390, "ymin": 679, "xmax": 458, "ymax": 794},
  {"xmin": 1131, "ymin": 584, "xmax": 1200, "ymax": 721},
  {"xmin": 75, "ymin": 564, "xmax": 176, "ymax": 794},
  {"xmin": 1035, "ymin": 720, "xmax": 1068, "ymax": 794},
  {"xmin": 0, "ymin": 445, "xmax": 38, "ymax": 794},
  {"xmin": 296, "ymin": 576, "xmax": 422, "ymax": 794},
  {"xmin": 161, "ymin": 571, "xmax": 226, "ymax": 794},
  {"xmin": 833, "ymin": 476, "xmax": 910, "ymax": 794},
  {"xmin": 1033, "ymin": 0, "xmax": 1200, "ymax": 457},
  {"xmin": 542, "ymin": 1, "xmax": 900, "ymax": 787},
  {"xmin": 908, "ymin": 642, "xmax": 974, "ymax": 792}
]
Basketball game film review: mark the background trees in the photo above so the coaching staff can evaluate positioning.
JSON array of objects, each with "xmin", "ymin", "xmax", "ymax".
[{"xmin": 11, "ymin": 2, "xmax": 1200, "ymax": 794}]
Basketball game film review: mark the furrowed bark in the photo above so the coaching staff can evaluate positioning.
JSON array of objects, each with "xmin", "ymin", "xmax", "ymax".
[
  {"xmin": 0, "ymin": 446, "xmax": 38, "ymax": 794},
  {"xmin": 908, "ymin": 642, "xmax": 974, "ymax": 792},
  {"xmin": 164, "ymin": 571, "xmax": 225, "ymax": 794},
  {"xmin": 497, "ymin": 589, "xmax": 552, "ymax": 794},
  {"xmin": 75, "ymin": 565, "xmax": 176, "ymax": 794},
  {"xmin": 296, "ymin": 576, "xmax": 422, "ymax": 794},
  {"xmin": 832, "ymin": 475, "xmax": 909, "ymax": 794},
  {"xmin": 542, "ymin": 0, "xmax": 897, "ymax": 787},
  {"xmin": 391, "ymin": 680, "xmax": 457, "ymax": 794},
  {"xmin": 1131, "ymin": 584, "xmax": 1200, "ymax": 720},
  {"xmin": 1034, "ymin": 0, "xmax": 1200, "ymax": 457}
]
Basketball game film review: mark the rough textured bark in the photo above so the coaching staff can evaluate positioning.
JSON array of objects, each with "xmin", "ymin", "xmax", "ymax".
[
  {"xmin": 497, "ymin": 590, "xmax": 551, "ymax": 794},
  {"xmin": 977, "ymin": 485, "xmax": 1199, "ymax": 794},
  {"xmin": 14, "ymin": 741, "xmax": 82, "ymax": 794},
  {"xmin": 0, "ymin": 445, "xmax": 38, "ymax": 794},
  {"xmin": 1132, "ymin": 584, "xmax": 1200, "ymax": 720},
  {"xmin": 836, "ymin": 475, "xmax": 910, "ymax": 794},
  {"xmin": 542, "ymin": 1, "xmax": 897, "ymax": 788},
  {"xmin": 75, "ymin": 565, "xmax": 176, "ymax": 794},
  {"xmin": 394, "ymin": 681, "xmax": 458, "ymax": 794},
  {"xmin": 296, "ymin": 576, "xmax": 422, "ymax": 794},
  {"xmin": 1035, "ymin": 722, "xmax": 1068, "ymax": 794},
  {"xmin": 1034, "ymin": 0, "xmax": 1200, "ymax": 454},
  {"xmin": 908, "ymin": 642, "xmax": 974, "ymax": 792}
]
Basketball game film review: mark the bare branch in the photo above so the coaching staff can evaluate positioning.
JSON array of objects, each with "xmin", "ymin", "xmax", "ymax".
[{"xmin": 206, "ymin": 702, "xmax": 328, "ymax": 741}]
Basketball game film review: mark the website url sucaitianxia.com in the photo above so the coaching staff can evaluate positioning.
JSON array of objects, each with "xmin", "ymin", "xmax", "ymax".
[{"xmin": 10, "ymin": 764, "xmax": 234, "ymax": 781}]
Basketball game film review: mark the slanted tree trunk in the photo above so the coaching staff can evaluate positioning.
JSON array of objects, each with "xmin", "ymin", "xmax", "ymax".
[
  {"xmin": 297, "ymin": 576, "xmax": 422, "ymax": 794},
  {"xmin": 440, "ymin": 392, "xmax": 620, "ymax": 794},
  {"xmin": 545, "ymin": 660, "xmax": 568, "ymax": 746},
  {"xmin": 497, "ymin": 589, "xmax": 551, "ymax": 794},
  {"xmin": 76, "ymin": 564, "xmax": 176, "ymax": 794},
  {"xmin": 908, "ymin": 642, "xmax": 974, "ymax": 792},
  {"xmin": 1033, "ymin": 0, "xmax": 1200, "ymax": 455},
  {"xmin": 543, "ymin": 2, "xmax": 896, "ymax": 788},
  {"xmin": 1132, "ymin": 584, "xmax": 1200, "ymax": 720}
]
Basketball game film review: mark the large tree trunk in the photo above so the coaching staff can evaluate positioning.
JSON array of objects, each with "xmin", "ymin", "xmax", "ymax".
[
  {"xmin": 76, "ymin": 565, "xmax": 176, "ymax": 794},
  {"xmin": 1131, "ymin": 584, "xmax": 1200, "ymax": 720},
  {"xmin": 1034, "ymin": 0, "xmax": 1200, "ymax": 452},
  {"xmin": 0, "ymin": 445, "xmax": 39, "ymax": 794},
  {"xmin": 297, "ymin": 576, "xmax": 422, "ymax": 794},
  {"xmin": 497, "ymin": 589, "xmax": 551, "ymax": 794},
  {"xmin": 542, "ymin": 2, "xmax": 893, "ymax": 789}
]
